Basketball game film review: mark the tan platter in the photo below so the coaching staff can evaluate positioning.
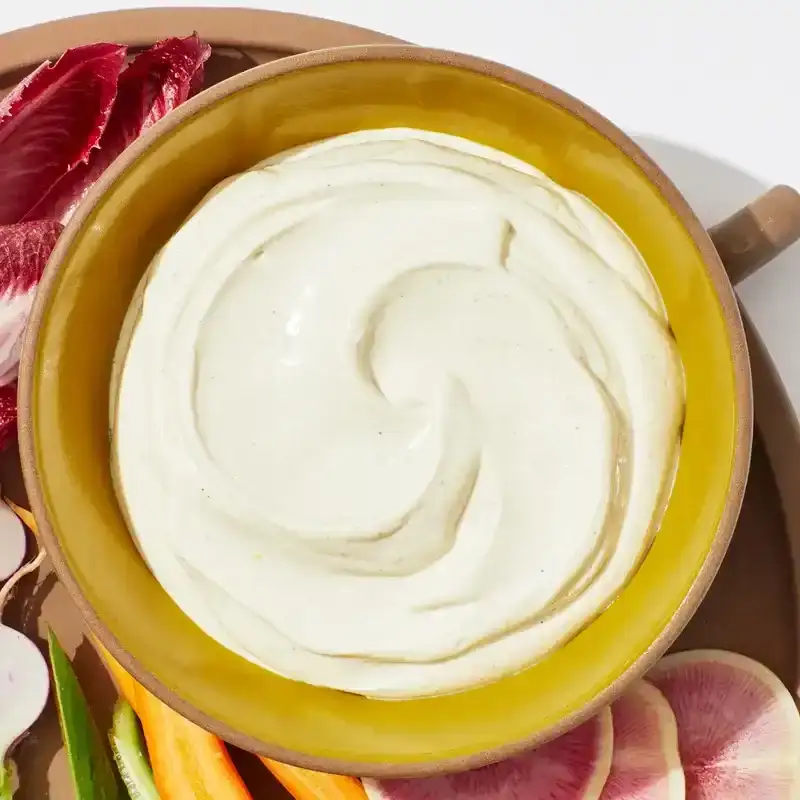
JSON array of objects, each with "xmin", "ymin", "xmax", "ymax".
[{"xmin": 2, "ymin": 7, "xmax": 800, "ymax": 797}]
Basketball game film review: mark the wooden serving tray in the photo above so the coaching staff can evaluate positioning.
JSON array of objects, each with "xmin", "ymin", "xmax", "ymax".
[{"xmin": 1, "ymin": 8, "xmax": 798, "ymax": 799}]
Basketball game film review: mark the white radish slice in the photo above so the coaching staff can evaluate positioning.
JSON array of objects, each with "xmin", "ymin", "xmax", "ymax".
[
  {"xmin": 363, "ymin": 707, "xmax": 613, "ymax": 800},
  {"xmin": 600, "ymin": 681, "xmax": 685, "ymax": 799},
  {"xmin": 0, "ymin": 624, "xmax": 49, "ymax": 784},
  {"xmin": 647, "ymin": 650, "xmax": 800, "ymax": 799},
  {"xmin": 0, "ymin": 501, "xmax": 26, "ymax": 582}
]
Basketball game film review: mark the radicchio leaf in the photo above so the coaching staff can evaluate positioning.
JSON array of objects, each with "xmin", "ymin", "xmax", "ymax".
[
  {"xmin": 0, "ymin": 43, "xmax": 127, "ymax": 225},
  {"xmin": 28, "ymin": 35, "xmax": 211, "ymax": 224},
  {"xmin": 0, "ymin": 383, "xmax": 18, "ymax": 452},
  {"xmin": 0, "ymin": 220, "xmax": 62, "ymax": 395}
]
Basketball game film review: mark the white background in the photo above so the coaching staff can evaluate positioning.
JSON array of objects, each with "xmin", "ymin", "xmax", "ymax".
[{"xmin": 4, "ymin": 0, "xmax": 800, "ymax": 404}]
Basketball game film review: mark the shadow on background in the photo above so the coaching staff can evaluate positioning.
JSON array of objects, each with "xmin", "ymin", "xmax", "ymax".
[{"xmin": 633, "ymin": 134, "xmax": 800, "ymax": 406}]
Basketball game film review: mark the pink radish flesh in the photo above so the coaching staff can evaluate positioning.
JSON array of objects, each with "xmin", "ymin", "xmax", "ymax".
[
  {"xmin": 363, "ymin": 707, "xmax": 613, "ymax": 800},
  {"xmin": 600, "ymin": 681, "xmax": 685, "ymax": 799},
  {"xmin": 648, "ymin": 650, "xmax": 800, "ymax": 799}
]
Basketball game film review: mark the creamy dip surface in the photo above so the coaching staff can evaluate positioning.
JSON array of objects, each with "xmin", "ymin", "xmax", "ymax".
[{"xmin": 112, "ymin": 128, "xmax": 684, "ymax": 699}]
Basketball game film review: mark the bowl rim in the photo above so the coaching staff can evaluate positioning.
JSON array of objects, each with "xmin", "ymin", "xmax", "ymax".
[
  {"xmin": 0, "ymin": 6, "xmax": 406, "ymax": 75},
  {"xmin": 18, "ymin": 42, "xmax": 752, "ymax": 776}
]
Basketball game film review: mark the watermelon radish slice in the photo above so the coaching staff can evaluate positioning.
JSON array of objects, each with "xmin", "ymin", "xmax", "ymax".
[
  {"xmin": 600, "ymin": 681, "xmax": 685, "ymax": 799},
  {"xmin": 647, "ymin": 650, "xmax": 800, "ymax": 799},
  {"xmin": 363, "ymin": 707, "xmax": 613, "ymax": 800}
]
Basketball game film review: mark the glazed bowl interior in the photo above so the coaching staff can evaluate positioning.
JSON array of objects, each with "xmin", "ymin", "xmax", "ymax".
[{"xmin": 23, "ymin": 47, "xmax": 742, "ymax": 775}]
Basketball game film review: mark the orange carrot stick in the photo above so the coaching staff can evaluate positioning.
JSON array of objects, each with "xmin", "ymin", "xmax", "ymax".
[
  {"xmin": 5, "ymin": 498, "xmax": 38, "ymax": 537},
  {"xmin": 134, "ymin": 680, "xmax": 253, "ymax": 800},
  {"xmin": 261, "ymin": 758, "xmax": 368, "ymax": 800},
  {"xmin": 92, "ymin": 633, "xmax": 251, "ymax": 799}
]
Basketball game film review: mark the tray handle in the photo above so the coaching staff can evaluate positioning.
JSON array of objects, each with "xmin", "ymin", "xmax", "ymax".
[{"xmin": 709, "ymin": 185, "xmax": 800, "ymax": 286}]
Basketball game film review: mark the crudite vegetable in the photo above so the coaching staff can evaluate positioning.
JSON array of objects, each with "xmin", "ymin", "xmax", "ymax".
[
  {"xmin": 113, "ymin": 127, "xmax": 684, "ymax": 699},
  {"xmin": 110, "ymin": 701, "xmax": 158, "ymax": 800},
  {"xmin": 0, "ymin": 625, "xmax": 49, "ymax": 800},
  {"xmin": 0, "ymin": 34, "xmax": 210, "ymax": 446},
  {"xmin": 599, "ymin": 682, "xmax": 684, "ymax": 800},
  {"xmin": 649, "ymin": 651, "xmax": 800, "ymax": 799},
  {"xmin": 49, "ymin": 631, "xmax": 124, "ymax": 800},
  {"xmin": 0, "ymin": 501, "xmax": 48, "ymax": 800}
]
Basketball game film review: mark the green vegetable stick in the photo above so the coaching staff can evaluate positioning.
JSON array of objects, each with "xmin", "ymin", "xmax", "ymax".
[
  {"xmin": 48, "ymin": 630, "xmax": 124, "ymax": 800},
  {"xmin": 109, "ymin": 701, "xmax": 159, "ymax": 800}
]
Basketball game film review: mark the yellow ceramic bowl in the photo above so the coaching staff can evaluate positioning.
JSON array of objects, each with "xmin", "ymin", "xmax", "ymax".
[{"xmin": 20, "ymin": 46, "xmax": 750, "ymax": 777}]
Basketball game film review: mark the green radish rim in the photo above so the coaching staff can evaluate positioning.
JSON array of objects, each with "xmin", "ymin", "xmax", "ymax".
[{"xmin": 110, "ymin": 700, "xmax": 159, "ymax": 800}]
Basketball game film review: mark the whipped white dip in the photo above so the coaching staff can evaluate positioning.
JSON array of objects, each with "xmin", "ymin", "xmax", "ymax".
[{"xmin": 112, "ymin": 128, "xmax": 683, "ymax": 699}]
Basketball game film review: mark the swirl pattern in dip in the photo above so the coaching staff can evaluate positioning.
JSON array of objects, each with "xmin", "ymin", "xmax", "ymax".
[{"xmin": 112, "ymin": 128, "xmax": 684, "ymax": 699}]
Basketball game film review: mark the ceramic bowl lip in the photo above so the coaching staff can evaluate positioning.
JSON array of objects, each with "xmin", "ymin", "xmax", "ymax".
[{"xmin": 18, "ymin": 43, "xmax": 753, "ymax": 776}]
